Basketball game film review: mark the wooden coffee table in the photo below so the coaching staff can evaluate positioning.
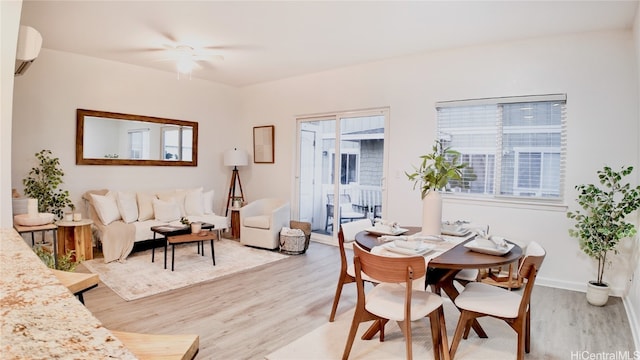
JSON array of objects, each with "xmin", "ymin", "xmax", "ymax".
[
  {"xmin": 150, "ymin": 223, "xmax": 216, "ymax": 269},
  {"xmin": 167, "ymin": 232, "xmax": 217, "ymax": 271}
]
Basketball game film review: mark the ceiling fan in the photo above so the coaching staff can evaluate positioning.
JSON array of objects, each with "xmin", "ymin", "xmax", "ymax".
[
  {"xmin": 114, "ymin": 28, "xmax": 246, "ymax": 78},
  {"xmin": 152, "ymin": 44, "xmax": 225, "ymax": 77}
]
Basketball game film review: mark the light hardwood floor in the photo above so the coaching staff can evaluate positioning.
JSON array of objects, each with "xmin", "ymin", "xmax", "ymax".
[{"xmin": 80, "ymin": 241, "xmax": 635, "ymax": 359}]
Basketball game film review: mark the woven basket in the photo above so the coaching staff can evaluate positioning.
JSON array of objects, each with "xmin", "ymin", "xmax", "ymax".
[{"xmin": 280, "ymin": 220, "xmax": 311, "ymax": 255}]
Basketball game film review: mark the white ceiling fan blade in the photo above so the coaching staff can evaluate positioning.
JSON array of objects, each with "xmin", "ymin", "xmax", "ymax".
[{"xmin": 193, "ymin": 54, "xmax": 224, "ymax": 61}]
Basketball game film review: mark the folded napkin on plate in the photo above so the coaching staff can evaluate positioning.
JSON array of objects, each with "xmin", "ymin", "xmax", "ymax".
[
  {"xmin": 441, "ymin": 223, "xmax": 464, "ymax": 233},
  {"xmin": 410, "ymin": 234, "xmax": 445, "ymax": 242},
  {"xmin": 489, "ymin": 235, "xmax": 508, "ymax": 248},
  {"xmin": 379, "ymin": 235, "xmax": 408, "ymax": 242},
  {"xmin": 394, "ymin": 239, "xmax": 422, "ymax": 250},
  {"xmin": 475, "ymin": 235, "xmax": 508, "ymax": 249}
]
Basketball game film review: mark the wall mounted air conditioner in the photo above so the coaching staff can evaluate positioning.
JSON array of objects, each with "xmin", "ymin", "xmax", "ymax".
[{"xmin": 15, "ymin": 26, "xmax": 43, "ymax": 76}]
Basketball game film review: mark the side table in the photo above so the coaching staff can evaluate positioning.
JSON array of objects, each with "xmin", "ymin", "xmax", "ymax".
[
  {"xmin": 14, "ymin": 222, "xmax": 58, "ymax": 268},
  {"xmin": 229, "ymin": 207, "xmax": 241, "ymax": 239},
  {"xmin": 56, "ymin": 219, "xmax": 94, "ymax": 262}
]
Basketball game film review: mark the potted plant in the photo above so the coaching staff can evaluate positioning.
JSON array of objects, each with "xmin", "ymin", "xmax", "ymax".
[
  {"xmin": 180, "ymin": 217, "xmax": 201, "ymax": 234},
  {"xmin": 33, "ymin": 246, "xmax": 79, "ymax": 271},
  {"xmin": 22, "ymin": 150, "xmax": 74, "ymax": 220},
  {"xmin": 567, "ymin": 165, "xmax": 640, "ymax": 306},
  {"xmin": 406, "ymin": 140, "xmax": 468, "ymax": 235}
]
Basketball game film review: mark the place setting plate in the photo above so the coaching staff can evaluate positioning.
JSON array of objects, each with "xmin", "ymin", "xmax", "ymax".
[
  {"xmin": 463, "ymin": 239, "xmax": 515, "ymax": 256},
  {"xmin": 441, "ymin": 227, "xmax": 471, "ymax": 237},
  {"xmin": 382, "ymin": 242, "xmax": 435, "ymax": 256},
  {"xmin": 441, "ymin": 221, "xmax": 474, "ymax": 237},
  {"xmin": 365, "ymin": 227, "xmax": 409, "ymax": 236}
]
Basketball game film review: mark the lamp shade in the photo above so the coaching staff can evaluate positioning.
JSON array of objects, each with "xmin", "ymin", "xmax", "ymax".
[{"xmin": 224, "ymin": 148, "xmax": 249, "ymax": 167}]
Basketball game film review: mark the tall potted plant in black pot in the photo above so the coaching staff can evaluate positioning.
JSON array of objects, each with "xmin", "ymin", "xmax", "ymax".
[{"xmin": 567, "ymin": 165, "xmax": 640, "ymax": 306}]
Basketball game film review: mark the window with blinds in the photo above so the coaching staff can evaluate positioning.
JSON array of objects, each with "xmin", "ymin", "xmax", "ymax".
[{"xmin": 436, "ymin": 94, "xmax": 566, "ymax": 200}]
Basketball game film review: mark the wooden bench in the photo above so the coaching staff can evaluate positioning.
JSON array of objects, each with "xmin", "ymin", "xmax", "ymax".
[
  {"xmin": 51, "ymin": 269, "xmax": 99, "ymax": 304},
  {"xmin": 110, "ymin": 330, "xmax": 199, "ymax": 360}
]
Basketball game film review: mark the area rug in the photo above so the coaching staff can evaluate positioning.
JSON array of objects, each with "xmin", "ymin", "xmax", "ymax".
[
  {"xmin": 83, "ymin": 239, "xmax": 288, "ymax": 301},
  {"xmin": 266, "ymin": 300, "xmax": 520, "ymax": 360}
]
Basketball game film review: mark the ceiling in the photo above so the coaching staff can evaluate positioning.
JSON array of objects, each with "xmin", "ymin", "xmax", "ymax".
[{"xmin": 19, "ymin": 1, "xmax": 638, "ymax": 87}]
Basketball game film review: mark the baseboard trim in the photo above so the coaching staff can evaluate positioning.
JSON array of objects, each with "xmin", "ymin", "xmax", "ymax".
[
  {"xmin": 622, "ymin": 297, "xmax": 640, "ymax": 351},
  {"xmin": 536, "ymin": 276, "xmax": 627, "ymax": 297}
]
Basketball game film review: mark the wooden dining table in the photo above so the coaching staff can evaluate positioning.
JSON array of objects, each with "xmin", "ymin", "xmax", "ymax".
[{"xmin": 355, "ymin": 226, "xmax": 523, "ymax": 339}]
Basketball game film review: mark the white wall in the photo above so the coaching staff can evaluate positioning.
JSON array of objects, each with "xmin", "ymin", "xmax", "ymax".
[
  {"xmin": 1, "ymin": 0, "xmax": 22, "ymax": 227},
  {"xmin": 241, "ymin": 31, "xmax": 639, "ymax": 296},
  {"xmin": 11, "ymin": 49, "xmax": 242, "ymax": 215},
  {"xmin": 628, "ymin": 1, "xmax": 640, "ymax": 350}
]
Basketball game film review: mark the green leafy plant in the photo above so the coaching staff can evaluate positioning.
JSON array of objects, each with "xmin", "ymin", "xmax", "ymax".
[
  {"xmin": 33, "ymin": 246, "xmax": 79, "ymax": 271},
  {"xmin": 22, "ymin": 150, "xmax": 74, "ymax": 219},
  {"xmin": 567, "ymin": 166, "xmax": 640, "ymax": 286},
  {"xmin": 180, "ymin": 217, "xmax": 191, "ymax": 226},
  {"xmin": 405, "ymin": 140, "xmax": 468, "ymax": 199}
]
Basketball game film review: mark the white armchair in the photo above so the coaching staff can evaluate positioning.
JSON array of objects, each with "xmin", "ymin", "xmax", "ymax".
[{"xmin": 240, "ymin": 198, "xmax": 291, "ymax": 250}]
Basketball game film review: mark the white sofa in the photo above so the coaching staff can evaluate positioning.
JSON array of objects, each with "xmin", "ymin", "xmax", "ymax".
[
  {"xmin": 84, "ymin": 188, "xmax": 228, "ymax": 263},
  {"xmin": 240, "ymin": 198, "xmax": 290, "ymax": 250}
]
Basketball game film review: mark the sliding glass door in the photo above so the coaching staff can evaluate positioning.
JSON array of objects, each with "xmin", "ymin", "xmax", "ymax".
[{"xmin": 296, "ymin": 109, "xmax": 388, "ymax": 242}]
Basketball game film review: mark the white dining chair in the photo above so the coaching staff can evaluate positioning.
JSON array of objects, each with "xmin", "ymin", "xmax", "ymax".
[
  {"xmin": 449, "ymin": 241, "xmax": 546, "ymax": 360},
  {"xmin": 342, "ymin": 243, "xmax": 450, "ymax": 360},
  {"xmin": 329, "ymin": 219, "xmax": 374, "ymax": 322}
]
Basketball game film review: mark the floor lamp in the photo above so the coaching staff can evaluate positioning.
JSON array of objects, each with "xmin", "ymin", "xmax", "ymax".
[{"xmin": 224, "ymin": 148, "xmax": 248, "ymax": 216}]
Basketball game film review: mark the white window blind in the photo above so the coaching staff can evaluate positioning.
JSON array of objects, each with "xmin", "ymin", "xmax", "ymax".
[{"xmin": 436, "ymin": 94, "xmax": 566, "ymax": 200}]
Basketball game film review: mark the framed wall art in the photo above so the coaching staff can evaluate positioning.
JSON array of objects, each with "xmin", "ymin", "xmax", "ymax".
[{"xmin": 253, "ymin": 125, "xmax": 274, "ymax": 163}]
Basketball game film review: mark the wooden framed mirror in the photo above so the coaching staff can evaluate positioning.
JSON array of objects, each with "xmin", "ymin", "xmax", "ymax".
[{"xmin": 76, "ymin": 109, "xmax": 198, "ymax": 166}]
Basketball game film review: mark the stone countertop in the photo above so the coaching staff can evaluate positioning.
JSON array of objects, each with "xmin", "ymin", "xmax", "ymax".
[{"xmin": 0, "ymin": 228, "xmax": 137, "ymax": 359}]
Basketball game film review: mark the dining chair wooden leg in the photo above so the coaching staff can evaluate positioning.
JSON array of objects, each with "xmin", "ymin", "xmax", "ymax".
[
  {"xmin": 403, "ymin": 320, "xmax": 413, "ymax": 360},
  {"xmin": 426, "ymin": 308, "xmax": 450, "ymax": 360},
  {"xmin": 342, "ymin": 307, "xmax": 371, "ymax": 360},
  {"xmin": 450, "ymin": 310, "xmax": 474, "ymax": 359},
  {"xmin": 462, "ymin": 322, "xmax": 472, "ymax": 339},
  {"xmin": 525, "ymin": 309, "xmax": 531, "ymax": 353},
  {"xmin": 329, "ymin": 275, "xmax": 350, "ymax": 322},
  {"xmin": 438, "ymin": 308, "xmax": 450, "ymax": 360},
  {"xmin": 379, "ymin": 319, "xmax": 387, "ymax": 341},
  {"xmin": 516, "ymin": 319, "xmax": 526, "ymax": 360},
  {"xmin": 360, "ymin": 319, "xmax": 386, "ymax": 341},
  {"xmin": 429, "ymin": 312, "xmax": 441, "ymax": 360},
  {"xmin": 341, "ymin": 316, "xmax": 359, "ymax": 360}
]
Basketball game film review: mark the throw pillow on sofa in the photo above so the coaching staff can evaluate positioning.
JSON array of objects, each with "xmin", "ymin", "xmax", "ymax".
[
  {"xmin": 185, "ymin": 188, "xmax": 205, "ymax": 216},
  {"xmin": 203, "ymin": 190, "xmax": 215, "ymax": 214},
  {"xmin": 91, "ymin": 192, "xmax": 122, "ymax": 225},
  {"xmin": 116, "ymin": 191, "xmax": 138, "ymax": 223},
  {"xmin": 152, "ymin": 198, "xmax": 181, "ymax": 222},
  {"xmin": 157, "ymin": 190, "xmax": 187, "ymax": 217},
  {"xmin": 137, "ymin": 192, "xmax": 156, "ymax": 221}
]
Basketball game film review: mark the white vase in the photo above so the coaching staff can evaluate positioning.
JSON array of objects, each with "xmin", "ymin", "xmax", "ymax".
[
  {"xmin": 586, "ymin": 281, "xmax": 609, "ymax": 306},
  {"xmin": 191, "ymin": 222, "xmax": 202, "ymax": 234},
  {"xmin": 421, "ymin": 190, "xmax": 442, "ymax": 236}
]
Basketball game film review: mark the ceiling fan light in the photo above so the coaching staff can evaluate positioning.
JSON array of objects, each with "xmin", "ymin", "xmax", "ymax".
[{"xmin": 176, "ymin": 58, "xmax": 195, "ymax": 74}]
